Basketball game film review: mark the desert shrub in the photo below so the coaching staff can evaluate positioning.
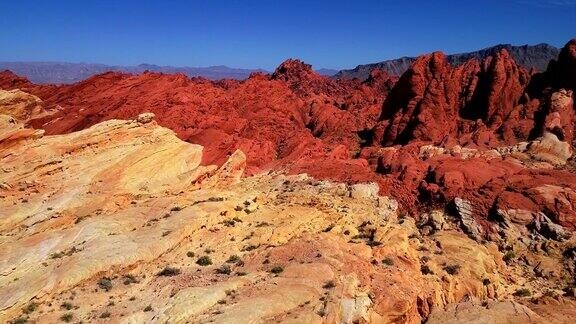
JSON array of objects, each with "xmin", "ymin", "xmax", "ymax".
[
  {"xmin": 144, "ymin": 305, "xmax": 153, "ymax": 312},
  {"xmin": 269, "ymin": 266, "xmax": 284, "ymax": 274},
  {"xmin": 98, "ymin": 278, "xmax": 113, "ymax": 291},
  {"xmin": 322, "ymin": 281, "xmax": 336, "ymax": 289},
  {"xmin": 186, "ymin": 251, "xmax": 195, "ymax": 258},
  {"xmin": 60, "ymin": 302, "xmax": 73, "ymax": 310},
  {"xmin": 157, "ymin": 266, "xmax": 181, "ymax": 276},
  {"xmin": 421, "ymin": 265, "xmax": 434, "ymax": 275},
  {"xmin": 123, "ymin": 274, "xmax": 138, "ymax": 285},
  {"xmin": 196, "ymin": 256, "xmax": 212, "ymax": 266},
  {"xmin": 223, "ymin": 219, "xmax": 236, "ymax": 227},
  {"xmin": 50, "ymin": 252, "xmax": 64, "ymax": 259},
  {"xmin": 10, "ymin": 317, "xmax": 28, "ymax": 324},
  {"xmin": 60, "ymin": 313, "xmax": 73, "ymax": 322},
  {"xmin": 22, "ymin": 302, "xmax": 37, "ymax": 314},
  {"xmin": 382, "ymin": 257, "xmax": 394, "ymax": 266},
  {"xmin": 215, "ymin": 265, "xmax": 232, "ymax": 275},
  {"xmin": 443, "ymin": 264, "xmax": 461, "ymax": 275},
  {"xmin": 503, "ymin": 251, "xmax": 516, "ymax": 263},
  {"xmin": 226, "ymin": 255, "xmax": 241, "ymax": 263},
  {"xmin": 100, "ymin": 311, "xmax": 111, "ymax": 318},
  {"xmin": 513, "ymin": 288, "xmax": 532, "ymax": 297}
]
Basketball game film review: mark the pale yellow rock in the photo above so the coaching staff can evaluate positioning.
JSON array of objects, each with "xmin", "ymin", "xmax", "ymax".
[{"xmin": 0, "ymin": 89, "xmax": 44, "ymax": 120}]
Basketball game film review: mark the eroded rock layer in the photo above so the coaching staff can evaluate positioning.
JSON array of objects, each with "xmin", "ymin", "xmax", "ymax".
[{"xmin": 1, "ymin": 115, "xmax": 575, "ymax": 323}]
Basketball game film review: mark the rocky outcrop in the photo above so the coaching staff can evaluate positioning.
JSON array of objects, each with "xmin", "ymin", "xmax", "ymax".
[
  {"xmin": 335, "ymin": 43, "xmax": 559, "ymax": 80},
  {"xmin": 0, "ymin": 89, "xmax": 45, "ymax": 120},
  {"xmin": 373, "ymin": 48, "xmax": 532, "ymax": 146}
]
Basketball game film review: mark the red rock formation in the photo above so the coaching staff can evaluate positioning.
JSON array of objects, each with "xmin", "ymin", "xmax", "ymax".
[
  {"xmin": 0, "ymin": 63, "xmax": 389, "ymax": 175},
  {"xmin": 2, "ymin": 39, "xmax": 576, "ymax": 233},
  {"xmin": 373, "ymin": 49, "xmax": 532, "ymax": 147}
]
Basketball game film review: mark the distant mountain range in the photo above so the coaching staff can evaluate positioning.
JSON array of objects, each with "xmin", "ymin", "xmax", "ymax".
[
  {"xmin": 0, "ymin": 62, "xmax": 271, "ymax": 84},
  {"xmin": 333, "ymin": 43, "xmax": 560, "ymax": 80},
  {"xmin": 0, "ymin": 43, "xmax": 561, "ymax": 84}
]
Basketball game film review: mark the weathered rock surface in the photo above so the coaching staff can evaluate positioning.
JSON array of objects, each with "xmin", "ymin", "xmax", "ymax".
[
  {"xmin": 0, "ymin": 89, "xmax": 46, "ymax": 121},
  {"xmin": 2, "ymin": 117, "xmax": 575, "ymax": 323}
]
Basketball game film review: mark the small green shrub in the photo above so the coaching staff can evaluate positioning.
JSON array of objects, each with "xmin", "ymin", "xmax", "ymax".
[
  {"xmin": 322, "ymin": 281, "xmax": 336, "ymax": 289},
  {"xmin": 382, "ymin": 257, "xmax": 394, "ymax": 266},
  {"xmin": 60, "ymin": 302, "xmax": 73, "ymax": 310},
  {"xmin": 10, "ymin": 317, "xmax": 28, "ymax": 324},
  {"xmin": 421, "ymin": 265, "xmax": 434, "ymax": 275},
  {"xmin": 98, "ymin": 278, "xmax": 113, "ymax": 291},
  {"xmin": 60, "ymin": 313, "xmax": 73, "ymax": 322},
  {"xmin": 123, "ymin": 274, "xmax": 138, "ymax": 285},
  {"xmin": 226, "ymin": 255, "xmax": 241, "ymax": 263},
  {"xmin": 503, "ymin": 251, "xmax": 516, "ymax": 263},
  {"xmin": 269, "ymin": 266, "xmax": 284, "ymax": 274},
  {"xmin": 443, "ymin": 264, "xmax": 461, "ymax": 275},
  {"xmin": 513, "ymin": 288, "xmax": 531, "ymax": 297},
  {"xmin": 196, "ymin": 256, "xmax": 212, "ymax": 266},
  {"xmin": 22, "ymin": 302, "xmax": 37, "ymax": 314},
  {"xmin": 157, "ymin": 266, "xmax": 181, "ymax": 276},
  {"xmin": 215, "ymin": 265, "xmax": 232, "ymax": 275}
]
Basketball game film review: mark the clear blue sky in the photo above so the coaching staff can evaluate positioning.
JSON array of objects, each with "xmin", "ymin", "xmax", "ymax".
[{"xmin": 0, "ymin": 0, "xmax": 574, "ymax": 70}]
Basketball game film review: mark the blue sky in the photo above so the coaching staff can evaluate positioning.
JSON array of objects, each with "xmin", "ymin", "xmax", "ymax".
[{"xmin": 0, "ymin": 0, "xmax": 574, "ymax": 70}]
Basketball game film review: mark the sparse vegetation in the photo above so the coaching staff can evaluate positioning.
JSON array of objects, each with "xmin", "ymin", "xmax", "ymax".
[
  {"xmin": 226, "ymin": 255, "xmax": 241, "ymax": 263},
  {"xmin": 323, "ymin": 224, "xmax": 335, "ymax": 232},
  {"xmin": 366, "ymin": 240, "xmax": 382, "ymax": 247},
  {"xmin": 322, "ymin": 280, "xmax": 336, "ymax": 289},
  {"xmin": 223, "ymin": 219, "xmax": 236, "ymax": 227},
  {"xmin": 242, "ymin": 244, "xmax": 258, "ymax": 251},
  {"xmin": 123, "ymin": 274, "xmax": 138, "ymax": 285},
  {"xmin": 215, "ymin": 265, "xmax": 232, "ymax": 275},
  {"xmin": 503, "ymin": 251, "xmax": 516, "ymax": 263},
  {"xmin": 157, "ymin": 266, "xmax": 181, "ymax": 276},
  {"xmin": 443, "ymin": 264, "xmax": 461, "ymax": 275},
  {"xmin": 513, "ymin": 288, "xmax": 532, "ymax": 297},
  {"xmin": 269, "ymin": 266, "xmax": 284, "ymax": 274},
  {"xmin": 61, "ymin": 302, "xmax": 73, "ymax": 310},
  {"xmin": 196, "ymin": 256, "xmax": 213, "ymax": 266},
  {"xmin": 144, "ymin": 305, "xmax": 153, "ymax": 312},
  {"xmin": 236, "ymin": 271, "xmax": 247, "ymax": 276},
  {"xmin": 22, "ymin": 302, "xmax": 37, "ymax": 314},
  {"xmin": 382, "ymin": 257, "xmax": 394, "ymax": 266},
  {"xmin": 60, "ymin": 312, "xmax": 73, "ymax": 322},
  {"xmin": 170, "ymin": 206, "xmax": 183, "ymax": 212},
  {"xmin": 50, "ymin": 251, "xmax": 65, "ymax": 259},
  {"xmin": 186, "ymin": 251, "xmax": 195, "ymax": 258},
  {"xmin": 98, "ymin": 278, "xmax": 113, "ymax": 291},
  {"xmin": 100, "ymin": 311, "xmax": 111, "ymax": 318},
  {"xmin": 421, "ymin": 265, "xmax": 434, "ymax": 275},
  {"xmin": 10, "ymin": 317, "xmax": 28, "ymax": 324}
]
